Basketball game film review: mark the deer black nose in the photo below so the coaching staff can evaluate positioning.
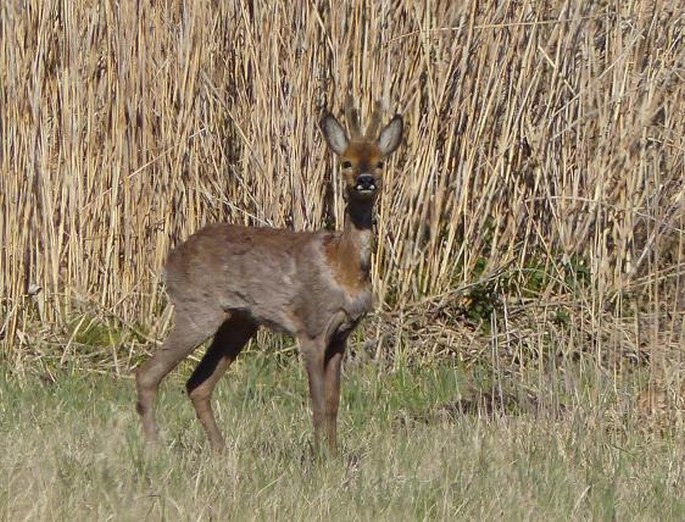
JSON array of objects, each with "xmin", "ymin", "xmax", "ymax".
[{"xmin": 355, "ymin": 174, "xmax": 377, "ymax": 192}]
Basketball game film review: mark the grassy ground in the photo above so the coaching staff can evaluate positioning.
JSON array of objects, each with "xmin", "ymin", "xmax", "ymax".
[{"xmin": 2, "ymin": 346, "xmax": 684, "ymax": 521}]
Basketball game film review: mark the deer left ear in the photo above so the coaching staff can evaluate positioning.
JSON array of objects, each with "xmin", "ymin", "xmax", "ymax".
[
  {"xmin": 378, "ymin": 115, "xmax": 403, "ymax": 156},
  {"xmin": 320, "ymin": 113, "xmax": 349, "ymax": 156}
]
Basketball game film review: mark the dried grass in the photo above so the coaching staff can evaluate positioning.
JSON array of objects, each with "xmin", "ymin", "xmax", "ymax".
[{"xmin": 1, "ymin": 1, "xmax": 684, "ymax": 383}]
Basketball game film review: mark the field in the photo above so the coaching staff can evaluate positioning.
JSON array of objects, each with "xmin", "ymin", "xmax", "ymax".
[
  {"xmin": 2, "ymin": 355, "xmax": 685, "ymax": 520},
  {"xmin": 2, "ymin": 0, "xmax": 685, "ymax": 519}
]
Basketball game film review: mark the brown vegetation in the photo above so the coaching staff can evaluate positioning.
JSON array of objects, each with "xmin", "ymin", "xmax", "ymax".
[{"xmin": 1, "ymin": 0, "xmax": 684, "ymax": 395}]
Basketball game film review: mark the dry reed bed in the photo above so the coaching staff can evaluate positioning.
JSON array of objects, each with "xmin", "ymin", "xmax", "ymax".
[{"xmin": 1, "ymin": 1, "xmax": 684, "ymax": 372}]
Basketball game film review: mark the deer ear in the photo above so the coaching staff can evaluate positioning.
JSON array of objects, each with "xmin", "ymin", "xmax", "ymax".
[
  {"xmin": 319, "ymin": 113, "xmax": 349, "ymax": 155},
  {"xmin": 378, "ymin": 115, "xmax": 403, "ymax": 156}
]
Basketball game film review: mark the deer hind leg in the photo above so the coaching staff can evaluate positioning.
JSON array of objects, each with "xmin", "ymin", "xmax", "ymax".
[
  {"xmin": 323, "ymin": 336, "xmax": 346, "ymax": 454},
  {"xmin": 186, "ymin": 313, "xmax": 257, "ymax": 452},
  {"xmin": 136, "ymin": 309, "xmax": 223, "ymax": 444}
]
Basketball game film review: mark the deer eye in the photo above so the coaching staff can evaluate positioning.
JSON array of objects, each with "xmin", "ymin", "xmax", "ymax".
[
  {"xmin": 341, "ymin": 161, "xmax": 352, "ymax": 169},
  {"xmin": 376, "ymin": 161, "xmax": 384, "ymax": 169}
]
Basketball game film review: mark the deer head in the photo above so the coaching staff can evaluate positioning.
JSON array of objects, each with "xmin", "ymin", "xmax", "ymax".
[{"xmin": 319, "ymin": 99, "xmax": 403, "ymax": 201}]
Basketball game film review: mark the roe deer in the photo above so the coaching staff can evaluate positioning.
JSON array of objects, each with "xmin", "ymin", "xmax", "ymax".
[{"xmin": 135, "ymin": 100, "xmax": 403, "ymax": 454}]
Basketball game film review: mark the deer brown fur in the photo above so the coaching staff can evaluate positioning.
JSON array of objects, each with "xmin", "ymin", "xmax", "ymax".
[{"xmin": 135, "ymin": 100, "xmax": 403, "ymax": 454}]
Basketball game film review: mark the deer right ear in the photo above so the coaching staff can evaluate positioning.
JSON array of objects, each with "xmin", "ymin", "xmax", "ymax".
[
  {"xmin": 378, "ymin": 115, "xmax": 403, "ymax": 156},
  {"xmin": 320, "ymin": 113, "xmax": 349, "ymax": 156}
]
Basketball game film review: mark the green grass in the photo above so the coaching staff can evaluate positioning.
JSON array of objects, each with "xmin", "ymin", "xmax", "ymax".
[{"xmin": 1, "ymin": 351, "xmax": 684, "ymax": 521}]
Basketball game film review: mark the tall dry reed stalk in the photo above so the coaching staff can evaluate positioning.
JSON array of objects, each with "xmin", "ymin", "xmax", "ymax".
[{"xmin": 1, "ymin": 1, "xmax": 684, "ymax": 374}]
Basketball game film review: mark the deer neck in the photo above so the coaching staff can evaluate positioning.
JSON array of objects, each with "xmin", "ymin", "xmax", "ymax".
[
  {"xmin": 344, "ymin": 195, "xmax": 375, "ymax": 266},
  {"xmin": 328, "ymin": 195, "xmax": 375, "ymax": 290}
]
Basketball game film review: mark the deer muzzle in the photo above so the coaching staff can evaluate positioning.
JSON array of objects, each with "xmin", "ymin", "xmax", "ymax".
[{"xmin": 355, "ymin": 174, "xmax": 377, "ymax": 194}]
